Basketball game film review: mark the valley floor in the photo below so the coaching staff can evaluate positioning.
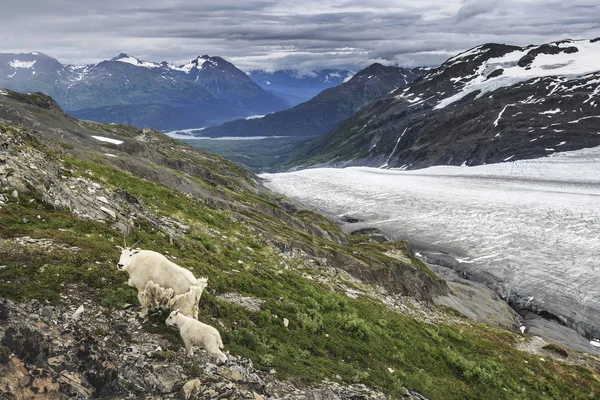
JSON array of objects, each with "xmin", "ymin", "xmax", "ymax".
[{"xmin": 261, "ymin": 146, "xmax": 600, "ymax": 351}]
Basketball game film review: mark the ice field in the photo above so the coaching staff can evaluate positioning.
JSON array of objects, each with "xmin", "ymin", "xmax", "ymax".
[{"xmin": 261, "ymin": 147, "xmax": 600, "ymax": 342}]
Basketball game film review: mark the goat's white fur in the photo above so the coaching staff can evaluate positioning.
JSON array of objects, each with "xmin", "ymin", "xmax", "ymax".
[
  {"xmin": 117, "ymin": 247, "xmax": 207, "ymax": 318},
  {"xmin": 165, "ymin": 310, "xmax": 227, "ymax": 363},
  {"xmin": 138, "ymin": 280, "xmax": 207, "ymax": 319}
]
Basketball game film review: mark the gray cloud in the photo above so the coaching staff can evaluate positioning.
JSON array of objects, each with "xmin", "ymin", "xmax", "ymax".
[
  {"xmin": 1, "ymin": 0, "xmax": 599, "ymax": 71},
  {"xmin": 456, "ymin": 0, "xmax": 498, "ymax": 22}
]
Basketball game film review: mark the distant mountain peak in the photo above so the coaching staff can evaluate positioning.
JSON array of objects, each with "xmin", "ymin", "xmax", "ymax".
[
  {"xmin": 110, "ymin": 53, "xmax": 161, "ymax": 69},
  {"xmin": 112, "ymin": 53, "xmax": 131, "ymax": 60}
]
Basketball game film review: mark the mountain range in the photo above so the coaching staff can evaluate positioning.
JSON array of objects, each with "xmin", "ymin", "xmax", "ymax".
[
  {"xmin": 0, "ymin": 52, "xmax": 289, "ymax": 130},
  {"xmin": 247, "ymin": 69, "xmax": 355, "ymax": 105},
  {"xmin": 200, "ymin": 64, "xmax": 426, "ymax": 138},
  {"xmin": 283, "ymin": 38, "xmax": 600, "ymax": 169}
]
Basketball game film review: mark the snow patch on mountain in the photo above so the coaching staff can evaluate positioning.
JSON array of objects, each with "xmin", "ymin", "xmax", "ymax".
[
  {"xmin": 170, "ymin": 58, "xmax": 207, "ymax": 73},
  {"xmin": 540, "ymin": 108, "xmax": 561, "ymax": 115},
  {"xmin": 435, "ymin": 39, "xmax": 600, "ymax": 110},
  {"xmin": 8, "ymin": 60, "xmax": 36, "ymax": 69},
  {"xmin": 91, "ymin": 135, "xmax": 124, "ymax": 145},
  {"xmin": 245, "ymin": 114, "xmax": 266, "ymax": 120},
  {"xmin": 114, "ymin": 55, "xmax": 161, "ymax": 69}
]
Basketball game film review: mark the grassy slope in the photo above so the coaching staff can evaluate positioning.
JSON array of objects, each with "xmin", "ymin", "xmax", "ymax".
[{"xmin": 0, "ymin": 104, "xmax": 598, "ymax": 398}]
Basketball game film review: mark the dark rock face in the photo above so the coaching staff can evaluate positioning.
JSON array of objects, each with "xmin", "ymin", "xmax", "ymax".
[
  {"xmin": 349, "ymin": 227, "xmax": 389, "ymax": 243},
  {"xmin": 0, "ymin": 300, "xmax": 10, "ymax": 321},
  {"xmin": 0, "ymin": 52, "xmax": 288, "ymax": 130},
  {"xmin": 486, "ymin": 68, "xmax": 504, "ymax": 79},
  {"xmin": 200, "ymin": 64, "xmax": 425, "ymax": 138},
  {"xmin": 286, "ymin": 38, "xmax": 600, "ymax": 169},
  {"xmin": 517, "ymin": 44, "xmax": 578, "ymax": 68},
  {"xmin": 2, "ymin": 326, "xmax": 49, "ymax": 366}
]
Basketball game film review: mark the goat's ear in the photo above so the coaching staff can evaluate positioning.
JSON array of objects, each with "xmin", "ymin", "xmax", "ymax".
[
  {"xmin": 174, "ymin": 309, "xmax": 180, "ymax": 315},
  {"xmin": 116, "ymin": 245, "xmax": 124, "ymax": 250},
  {"xmin": 133, "ymin": 249, "xmax": 141, "ymax": 254}
]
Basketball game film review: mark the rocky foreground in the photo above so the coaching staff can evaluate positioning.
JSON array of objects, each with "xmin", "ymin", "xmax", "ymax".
[{"xmin": 0, "ymin": 297, "xmax": 427, "ymax": 399}]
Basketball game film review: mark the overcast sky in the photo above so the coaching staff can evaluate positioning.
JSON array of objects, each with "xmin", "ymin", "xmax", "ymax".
[{"xmin": 2, "ymin": 0, "xmax": 600, "ymax": 72}]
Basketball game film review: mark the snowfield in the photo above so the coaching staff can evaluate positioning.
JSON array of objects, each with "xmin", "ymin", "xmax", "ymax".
[
  {"xmin": 91, "ymin": 135, "xmax": 123, "ymax": 145},
  {"xmin": 434, "ymin": 38, "xmax": 600, "ymax": 110},
  {"xmin": 261, "ymin": 147, "xmax": 600, "ymax": 342}
]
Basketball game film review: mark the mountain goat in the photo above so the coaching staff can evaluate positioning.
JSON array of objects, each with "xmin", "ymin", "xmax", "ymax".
[
  {"xmin": 165, "ymin": 309, "xmax": 228, "ymax": 363},
  {"xmin": 138, "ymin": 279, "xmax": 208, "ymax": 319},
  {"xmin": 117, "ymin": 246, "xmax": 207, "ymax": 318}
]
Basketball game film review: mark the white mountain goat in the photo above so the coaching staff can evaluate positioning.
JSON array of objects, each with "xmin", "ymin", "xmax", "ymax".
[
  {"xmin": 116, "ymin": 246, "xmax": 208, "ymax": 319},
  {"xmin": 138, "ymin": 279, "xmax": 208, "ymax": 319},
  {"xmin": 165, "ymin": 309, "xmax": 228, "ymax": 363}
]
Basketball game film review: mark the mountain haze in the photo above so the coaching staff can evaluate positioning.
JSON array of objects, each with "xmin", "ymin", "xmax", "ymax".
[
  {"xmin": 200, "ymin": 64, "xmax": 425, "ymax": 138},
  {"xmin": 247, "ymin": 69, "xmax": 355, "ymax": 105}
]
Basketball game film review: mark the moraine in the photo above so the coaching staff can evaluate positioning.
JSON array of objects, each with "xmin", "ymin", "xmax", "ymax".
[{"xmin": 261, "ymin": 146, "xmax": 600, "ymax": 349}]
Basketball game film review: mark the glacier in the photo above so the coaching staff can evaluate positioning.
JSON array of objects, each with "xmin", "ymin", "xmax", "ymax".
[{"xmin": 261, "ymin": 146, "xmax": 600, "ymax": 345}]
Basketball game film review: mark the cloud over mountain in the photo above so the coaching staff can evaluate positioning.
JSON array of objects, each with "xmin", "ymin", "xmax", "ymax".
[{"xmin": 1, "ymin": 1, "xmax": 599, "ymax": 70}]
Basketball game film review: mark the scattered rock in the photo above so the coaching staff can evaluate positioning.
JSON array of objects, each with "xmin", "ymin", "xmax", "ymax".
[
  {"xmin": 217, "ymin": 293, "xmax": 264, "ymax": 313},
  {"xmin": 0, "ymin": 356, "xmax": 60, "ymax": 399},
  {"xmin": 47, "ymin": 355, "xmax": 67, "ymax": 370},
  {"xmin": 100, "ymin": 206, "xmax": 117, "ymax": 219},
  {"xmin": 2, "ymin": 326, "xmax": 50, "ymax": 366},
  {"xmin": 340, "ymin": 215, "xmax": 363, "ymax": 223},
  {"xmin": 350, "ymin": 227, "xmax": 389, "ymax": 243},
  {"xmin": 542, "ymin": 343, "xmax": 569, "ymax": 358},
  {"xmin": 96, "ymin": 196, "xmax": 110, "ymax": 204},
  {"xmin": 283, "ymin": 318, "xmax": 289, "ymax": 328},
  {"xmin": 71, "ymin": 305, "xmax": 84, "ymax": 321},
  {"xmin": 10, "ymin": 189, "xmax": 18, "ymax": 200},
  {"xmin": 253, "ymin": 392, "xmax": 266, "ymax": 400},
  {"xmin": 57, "ymin": 371, "xmax": 93, "ymax": 399},
  {"xmin": 0, "ymin": 346, "xmax": 10, "ymax": 363},
  {"xmin": 0, "ymin": 299, "xmax": 11, "ymax": 321},
  {"xmin": 40, "ymin": 305, "xmax": 54, "ymax": 318}
]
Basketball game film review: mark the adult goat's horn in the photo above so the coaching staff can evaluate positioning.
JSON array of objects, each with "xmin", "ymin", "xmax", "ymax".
[{"xmin": 131, "ymin": 239, "xmax": 142, "ymax": 249}]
